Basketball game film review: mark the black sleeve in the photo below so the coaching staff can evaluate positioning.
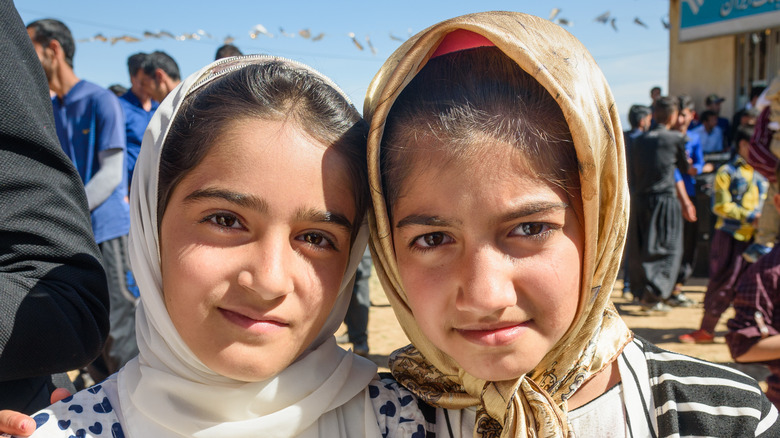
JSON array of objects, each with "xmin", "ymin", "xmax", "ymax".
[
  {"xmin": 674, "ymin": 133, "xmax": 690, "ymax": 177},
  {"xmin": 0, "ymin": 0, "xmax": 109, "ymax": 382}
]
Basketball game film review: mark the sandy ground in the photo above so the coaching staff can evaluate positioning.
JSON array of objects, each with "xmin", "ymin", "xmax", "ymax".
[{"xmin": 339, "ymin": 272, "xmax": 772, "ymax": 385}]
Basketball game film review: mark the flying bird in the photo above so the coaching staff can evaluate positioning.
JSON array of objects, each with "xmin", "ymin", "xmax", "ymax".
[
  {"xmin": 389, "ymin": 32, "xmax": 405, "ymax": 42},
  {"xmin": 298, "ymin": 28, "xmax": 311, "ymax": 39},
  {"xmin": 110, "ymin": 35, "xmax": 141, "ymax": 44},
  {"xmin": 555, "ymin": 18, "xmax": 572, "ymax": 27},
  {"xmin": 365, "ymin": 35, "xmax": 376, "ymax": 55},
  {"xmin": 77, "ymin": 33, "xmax": 108, "ymax": 43},
  {"xmin": 610, "ymin": 18, "xmax": 618, "ymax": 32},
  {"xmin": 311, "ymin": 33, "xmax": 325, "ymax": 41},
  {"xmin": 634, "ymin": 17, "xmax": 648, "ymax": 28},
  {"xmin": 249, "ymin": 24, "xmax": 272, "ymax": 39},
  {"xmin": 548, "ymin": 8, "xmax": 561, "ymax": 21},
  {"xmin": 348, "ymin": 32, "xmax": 364, "ymax": 51},
  {"xmin": 661, "ymin": 16, "xmax": 670, "ymax": 29},
  {"xmin": 594, "ymin": 11, "xmax": 610, "ymax": 24},
  {"xmin": 223, "ymin": 36, "xmax": 235, "ymax": 45},
  {"xmin": 279, "ymin": 27, "xmax": 295, "ymax": 38}
]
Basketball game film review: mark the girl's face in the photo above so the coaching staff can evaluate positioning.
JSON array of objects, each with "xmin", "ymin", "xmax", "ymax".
[
  {"xmin": 391, "ymin": 141, "xmax": 583, "ymax": 381},
  {"xmin": 160, "ymin": 118, "xmax": 355, "ymax": 382}
]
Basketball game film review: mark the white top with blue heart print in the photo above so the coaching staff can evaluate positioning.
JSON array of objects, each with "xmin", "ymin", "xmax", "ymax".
[{"xmin": 12, "ymin": 374, "xmax": 124, "ymax": 438}]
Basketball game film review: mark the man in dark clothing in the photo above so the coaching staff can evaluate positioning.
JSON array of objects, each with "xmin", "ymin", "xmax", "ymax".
[
  {"xmin": 0, "ymin": 0, "xmax": 109, "ymax": 414},
  {"xmin": 627, "ymin": 96, "xmax": 691, "ymax": 312}
]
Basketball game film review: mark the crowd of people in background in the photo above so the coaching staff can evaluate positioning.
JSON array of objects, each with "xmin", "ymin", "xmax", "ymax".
[{"xmin": 623, "ymin": 80, "xmax": 780, "ymax": 404}]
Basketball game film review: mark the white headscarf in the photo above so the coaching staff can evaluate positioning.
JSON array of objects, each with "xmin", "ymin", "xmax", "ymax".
[{"xmin": 118, "ymin": 55, "xmax": 379, "ymax": 438}]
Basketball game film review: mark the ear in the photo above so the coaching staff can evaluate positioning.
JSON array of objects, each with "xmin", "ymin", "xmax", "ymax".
[
  {"xmin": 154, "ymin": 68, "xmax": 166, "ymax": 84},
  {"xmin": 773, "ymin": 193, "xmax": 780, "ymax": 215},
  {"xmin": 46, "ymin": 38, "xmax": 61, "ymax": 59}
]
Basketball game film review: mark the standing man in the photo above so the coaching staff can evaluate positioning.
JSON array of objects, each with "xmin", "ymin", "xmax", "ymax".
[
  {"xmin": 1, "ymin": 1, "xmax": 108, "ymax": 415},
  {"xmin": 627, "ymin": 96, "xmax": 691, "ymax": 312},
  {"xmin": 138, "ymin": 50, "xmax": 181, "ymax": 103},
  {"xmin": 27, "ymin": 18, "xmax": 137, "ymax": 382},
  {"xmin": 119, "ymin": 52, "xmax": 158, "ymax": 190},
  {"xmin": 670, "ymin": 95, "xmax": 706, "ymax": 307}
]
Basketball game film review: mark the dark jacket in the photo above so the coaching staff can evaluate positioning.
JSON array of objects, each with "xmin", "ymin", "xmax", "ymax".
[
  {"xmin": 627, "ymin": 124, "xmax": 690, "ymax": 196},
  {"xmin": 0, "ymin": 0, "xmax": 110, "ymax": 414}
]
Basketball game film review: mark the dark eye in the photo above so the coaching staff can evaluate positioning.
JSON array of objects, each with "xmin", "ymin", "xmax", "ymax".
[
  {"xmin": 203, "ymin": 213, "xmax": 242, "ymax": 229},
  {"xmin": 298, "ymin": 232, "xmax": 334, "ymax": 249},
  {"xmin": 413, "ymin": 232, "xmax": 452, "ymax": 248},
  {"xmin": 511, "ymin": 223, "xmax": 550, "ymax": 237}
]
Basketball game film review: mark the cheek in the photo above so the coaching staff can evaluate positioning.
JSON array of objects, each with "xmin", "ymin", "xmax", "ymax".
[{"xmin": 301, "ymin": 255, "xmax": 350, "ymax": 320}]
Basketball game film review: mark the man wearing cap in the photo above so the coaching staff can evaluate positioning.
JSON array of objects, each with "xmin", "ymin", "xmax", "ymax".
[
  {"xmin": 693, "ymin": 110, "xmax": 727, "ymax": 154},
  {"xmin": 705, "ymin": 93, "xmax": 731, "ymax": 142}
]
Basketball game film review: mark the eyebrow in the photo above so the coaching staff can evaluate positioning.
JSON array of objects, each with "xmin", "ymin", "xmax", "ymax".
[
  {"xmin": 499, "ymin": 201, "xmax": 569, "ymax": 223},
  {"xmin": 184, "ymin": 187, "xmax": 269, "ymax": 212},
  {"xmin": 395, "ymin": 215, "xmax": 461, "ymax": 229},
  {"xmin": 395, "ymin": 201, "xmax": 569, "ymax": 229},
  {"xmin": 294, "ymin": 207, "xmax": 353, "ymax": 233},
  {"xmin": 184, "ymin": 188, "xmax": 353, "ymax": 232}
]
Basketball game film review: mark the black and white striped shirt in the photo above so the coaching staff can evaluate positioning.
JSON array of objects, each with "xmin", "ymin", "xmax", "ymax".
[{"xmin": 620, "ymin": 336, "xmax": 779, "ymax": 437}]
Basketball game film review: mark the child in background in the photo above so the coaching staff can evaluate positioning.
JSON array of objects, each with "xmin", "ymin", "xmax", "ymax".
[
  {"xmin": 680, "ymin": 126, "xmax": 769, "ymax": 344},
  {"xmin": 727, "ymin": 161, "xmax": 780, "ymax": 409},
  {"xmin": 364, "ymin": 12, "xmax": 778, "ymax": 437},
  {"xmin": 744, "ymin": 75, "xmax": 780, "ymax": 262},
  {"xmin": 12, "ymin": 56, "xmax": 384, "ymax": 438}
]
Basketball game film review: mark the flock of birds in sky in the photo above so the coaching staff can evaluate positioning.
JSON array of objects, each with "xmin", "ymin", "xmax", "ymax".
[{"xmin": 76, "ymin": 8, "xmax": 672, "ymax": 54}]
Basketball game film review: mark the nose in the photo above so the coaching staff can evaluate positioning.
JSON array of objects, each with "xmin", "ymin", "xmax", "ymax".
[
  {"xmin": 455, "ymin": 244, "xmax": 517, "ymax": 314},
  {"xmin": 237, "ymin": 234, "xmax": 295, "ymax": 300}
]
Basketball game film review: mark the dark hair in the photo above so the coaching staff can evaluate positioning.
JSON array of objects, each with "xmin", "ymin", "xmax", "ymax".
[
  {"xmin": 734, "ymin": 125, "xmax": 754, "ymax": 145},
  {"xmin": 751, "ymin": 85, "xmax": 766, "ymax": 100},
  {"xmin": 380, "ymin": 47, "xmax": 578, "ymax": 211},
  {"xmin": 127, "ymin": 52, "xmax": 148, "ymax": 76},
  {"xmin": 628, "ymin": 105, "xmax": 651, "ymax": 129},
  {"xmin": 108, "ymin": 84, "xmax": 127, "ymax": 97},
  {"xmin": 215, "ymin": 44, "xmax": 243, "ymax": 60},
  {"xmin": 26, "ymin": 19, "xmax": 75, "ymax": 68},
  {"xmin": 699, "ymin": 109, "xmax": 717, "ymax": 124},
  {"xmin": 158, "ymin": 61, "xmax": 369, "ymax": 241},
  {"xmin": 677, "ymin": 94, "xmax": 695, "ymax": 112},
  {"xmin": 142, "ymin": 51, "xmax": 181, "ymax": 81},
  {"xmin": 652, "ymin": 96, "xmax": 678, "ymax": 125}
]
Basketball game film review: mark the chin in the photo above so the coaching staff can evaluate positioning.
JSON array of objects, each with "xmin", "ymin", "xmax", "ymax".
[
  {"xmin": 207, "ymin": 348, "xmax": 290, "ymax": 382},
  {"xmin": 460, "ymin": 354, "xmax": 538, "ymax": 382}
]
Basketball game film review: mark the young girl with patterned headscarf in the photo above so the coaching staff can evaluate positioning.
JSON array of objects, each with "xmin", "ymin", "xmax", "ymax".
[{"xmin": 364, "ymin": 11, "xmax": 779, "ymax": 437}]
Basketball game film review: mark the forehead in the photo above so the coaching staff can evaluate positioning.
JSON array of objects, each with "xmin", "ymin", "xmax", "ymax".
[{"xmin": 187, "ymin": 118, "xmax": 353, "ymax": 195}]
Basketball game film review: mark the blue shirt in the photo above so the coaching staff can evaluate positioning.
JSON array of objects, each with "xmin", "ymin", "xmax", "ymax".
[
  {"xmin": 674, "ymin": 130, "xmax": 704, "ymax": 196},
  {"xmin": 118, "ymin": 90, "xmax": 158, "ymax": 188},
  {"xmin": 52, "ymin": 80, "xmax": 130, "ymax": 244},
  {"xmin": 692, "ymin": 124, "xmax": 725, "ymax": 153}
]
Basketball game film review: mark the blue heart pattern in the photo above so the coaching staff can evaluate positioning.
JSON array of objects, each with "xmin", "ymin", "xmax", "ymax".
[
  {"xmin": 67, "ymin": 429, "xmax": 86, "ymax": 438},
  {"xmin": 88, "ymin": 422, "xmax": 102, "ymax": 434},
  {"xmin": 28, "ymin": 386, "xmax": 120, "ymax": 437},
  {"xmin": 93, "ymin": 397, "xmax": 113, "ymax": 414},
  {"xmin": 32, "ymin": 413, "xmax": 49, "ymax": 428},
  {"xmin": 378, "ymin": 401, "xmax": 397, "ymax": 417},
  {"xmin": 111, "ymin": 422, "xmax": 125, "ymax": 438}
]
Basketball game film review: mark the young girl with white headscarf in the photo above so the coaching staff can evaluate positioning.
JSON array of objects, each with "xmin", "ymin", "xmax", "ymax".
[{"xmin": 16, "ymin": 55, "xmax": 382, "ymax": 438}]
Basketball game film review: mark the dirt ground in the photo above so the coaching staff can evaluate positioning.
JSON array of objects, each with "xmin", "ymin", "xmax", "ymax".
[{"xmin": 339, "ymin": 272, "xmax": 772, "ymax": 386}]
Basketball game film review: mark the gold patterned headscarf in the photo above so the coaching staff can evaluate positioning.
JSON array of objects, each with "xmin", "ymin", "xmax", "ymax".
[{"xmin": 364, "ymin": 11, "xmax": 633, "ymax": 437}]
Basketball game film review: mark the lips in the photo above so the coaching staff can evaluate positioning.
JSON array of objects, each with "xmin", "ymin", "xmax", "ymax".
[
  {"xmin": 455, "ymin": 321, "xmax": 529, "ymax": 346},
  {"xmin": 218, "ymin": 307, "xmax": 288, "ymax": 334}
]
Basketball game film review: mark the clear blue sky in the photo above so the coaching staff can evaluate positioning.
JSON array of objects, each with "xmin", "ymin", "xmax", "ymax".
[{"xmin": 17, "ymin": 0, "xmax": 671, "ymax": 125}]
